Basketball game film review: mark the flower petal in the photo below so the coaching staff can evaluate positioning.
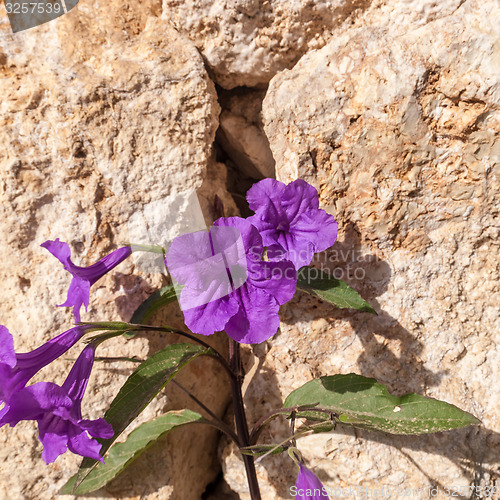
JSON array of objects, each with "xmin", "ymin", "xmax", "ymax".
[
  {"xmin": 39, "ymin": 423, "xmax": 69, "ymax": 464},
  {"xmin": 58, "ymin": 277, "xmax": 90, "ymax": 323},
  {"xmin": 292, "ymin": 208, "xmax": 338, "ymax": 254},
  {"xmin": 246, "ymin": 178, "xmax": 286, "ymax": 218},
  {"xmin": 165, "ymin": 230, "xmax": 224, "ymax": 287},
  {"xmin": 225, "ymin": 286, "xmax": 281, "ymax": 344},
  {"xmin": 16, "ymin": 326, "xmax": 89, "ymax": 378},
  {"xmin": 178, "ymin": 275, "xmax": 232, "ymax": 311},
  {"xmin": 1, "ymin": 382, "xmax": 71, "ymax": 426},
  {"xmin": 0, "ymin": 326, "xmax": 16, "ymax": 368},
  {"xmin": 296, "ymin": 464, "xmax": 330, "ymax": 500},
  {"xmin": 17, "ymin": 382, "xmax": 72, "ymax": 413},
  {"xmin": 68, "ymin": 424, "xmax": 107, "ymax": 462},
  {"xmin": 42, "ymin": 240, "xmax": 131, "ymax": 322},
  {"xmin": 62, "ymin": 344, "xmax": 96, "ymax": 416},
  {"xmin": 182, "ymin": 294, "xmax": 239, "ymax": 336},
  {"xmin": 74, "ymin": 246, "xmax": 131, "ymax": 285},
  {"xmin": 40, "ymin": 239, "xmax": 72, "ymax": 272},
  {"xmin": 79, "ymin": 417, "xmax": 114, "ymax": 439},
  {"xmin": 282, "ymin": 180, "xmax": 320, "ymax": 221},
  {"xmin": 246, "ymin": 214, "xmax": 282, "ymax": 250},
  {"xmin": 213, "ymin": 217, "xmax": 263, "ymax": 260},
  {"xmin": 248, "ymin": 260, "xmax": 296, "ymax": 305},
  {"xmin": 0, "ymin": 364, "xmax": 14, "ymax": 405},
  {"xmin": 278, "ymin": 231, "xmax": 315, "ymax": 269}
]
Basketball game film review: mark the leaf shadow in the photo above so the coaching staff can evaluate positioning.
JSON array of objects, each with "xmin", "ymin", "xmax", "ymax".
[{"xmin": 252, "ymin": 222, "xmax": 499, "ymax": 498}]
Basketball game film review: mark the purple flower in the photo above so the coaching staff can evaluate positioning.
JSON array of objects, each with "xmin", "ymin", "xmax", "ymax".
[
  {"xmin": 0, "ymin": 324, "xmax": 91, "ymax": 419},
  {"xmin": 295, "ymin": 464, "xmax": 330, "ymax": 500},
  {"xmin": 165, "ymin": 217, "xmax": 296, "ymax": 344},
  {"xmin": 0, "ymin": 343, "xmax": 113, "ymax": 463},
  {"xmin": 247, "ymin": 179, "xmax": 338, "ymax": 269},
  {"xmin": 41, "ymin": 239, "xmax": 132, "ymax": 323}
]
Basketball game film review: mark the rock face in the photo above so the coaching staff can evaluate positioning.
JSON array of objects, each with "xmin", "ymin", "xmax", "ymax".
[
  {"xmin": 1, "ymin": 0, "xmax": 499, "ymax": 497},
  {"xmin": 164, "ymin": 0, "xmax": 372, "ymax": 89},
  {"xmin": 217, "ymin": 89, "xmax": 275, "ymax": 179},
  {"xmin": 0, "ymin": 1, "xmax": 231, "ymax": 499},
  {"xmin": 163, "ymin": 0, "xmax": 468, "ymax": 89},
  {"xmin": 229, "ymin": 0, "xmax": 499, "ymax": 497}
]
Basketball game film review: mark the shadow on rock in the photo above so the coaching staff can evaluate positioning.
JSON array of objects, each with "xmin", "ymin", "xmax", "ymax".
[{"xmin": 255, "ymin": 222, "xmax": 498, "ymax": 498}]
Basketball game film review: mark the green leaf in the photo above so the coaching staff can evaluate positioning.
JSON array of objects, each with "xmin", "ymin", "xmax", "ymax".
[
  {"xmin": 130, "ymin": 284, "xmax": 182, "ymax": 325},
  {"xmin": 60, "ymin": 410, "xmax": 204, "ymax": 495},
  {"xmin": 297, "ymin": 266, "xmax": 376, "ymax": 314},
  {"xmin": 71, "ymin": 343, "xmax": 211, "ymax": 490},
  {"xmin": 284, "ymin": 373, "xmax": 480, "ymax": 435},
  {"xmin": 304, "ymin": 420, "xmax": 336, "ymax": 433}
]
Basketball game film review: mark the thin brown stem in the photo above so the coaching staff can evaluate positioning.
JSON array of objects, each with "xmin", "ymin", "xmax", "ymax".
[
  {"xmin": 229, "ymin": 339, "xmax": 261, "ymax": 500},
  {"xmin": 249, "ymin": 405, "xmax": 338, "ymax": 444},
  {"xmin": 171, "ymin": 379, "xmax": 240, "ymax": 444}
]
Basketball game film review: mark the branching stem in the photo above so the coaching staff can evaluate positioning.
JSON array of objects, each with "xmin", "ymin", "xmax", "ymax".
[{"xmin": 250, "ymin": 405, "xmax": 338, "ymax": 444}]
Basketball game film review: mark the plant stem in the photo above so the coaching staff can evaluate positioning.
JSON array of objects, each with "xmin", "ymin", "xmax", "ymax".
[
  {"xmin": 171, "ymin": 379, "xmax": 240, "ymax": 444},
  {"xmin": 249, "ymin": 405, "xmax": 339, "ymax": 444},
  {"xmin": 228, "ymin": 339, "xmax": 262, "ymax": 500}
]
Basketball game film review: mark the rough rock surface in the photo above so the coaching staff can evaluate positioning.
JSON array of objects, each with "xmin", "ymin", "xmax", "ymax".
[
  {"xmin": 0, "ymin": 1, "xmax": 230, "ymax": 499},
  {"xmin": 163, "ymin": 0, "xmax": 372, "ymax": 89},
  {"xmin": 164, "ymin": 0, "xmax": 469, "ymax": 89},
  {"xmin": 220, "ymin": 0, "xmax": 500, "ymax": 497},
  {"xmin": 2, "ymin": 0, "xmax": 499, "ymax": 497},
  {"xmin": 354, "ymin": 0, "xmax": 467, "ymax": 35},
  {"xmin": 218, "ymin": 88, "xmax": 275, "ymax": 179}
]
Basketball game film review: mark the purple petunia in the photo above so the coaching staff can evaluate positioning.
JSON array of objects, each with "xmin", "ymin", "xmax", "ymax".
[
  {"xmin": 295, "ymin": 463, "xmax": 330, "ymax": 500},
  {"xmin": 0, "ymin": 324, "xmax": 92, "ymax": 420},
  {"xmin": 247, "ymin": 179, "xmax": 338, "ymax": 269},
  {"xmin": 0, "ymin": 343, "xmax": 113, "ymax": 464},
  {"xmin": 41, "ymin": 239, "xmax": 132, "ymax": 323},
  {"xmin": 165, "ymin": 217, "xmax": 296, "ymax": 344}
]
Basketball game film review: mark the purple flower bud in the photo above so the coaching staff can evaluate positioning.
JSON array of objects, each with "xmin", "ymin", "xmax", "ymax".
[
  {"xmin": 247, "ymin": 179, "xmax": 338, "ymax": 269},
  {"xmin": 0, "ymin": 343, "xmax": 113, "ymax": 463},
  {"xmin": 41, "ymin": 239, "xmax": 132, "ymax": 323},
  {"xmin": 295, "ymin": 464, "xmax": 330, "ymax": 500},
  {"xmin": 165, "ymin": 217, "xmax": 296, "ymax": 344}
]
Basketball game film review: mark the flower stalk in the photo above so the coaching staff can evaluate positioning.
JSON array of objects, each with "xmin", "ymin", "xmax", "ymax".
[{"xmin": 228, "ymin": 338, "xmax": 262, "ymax": 500}]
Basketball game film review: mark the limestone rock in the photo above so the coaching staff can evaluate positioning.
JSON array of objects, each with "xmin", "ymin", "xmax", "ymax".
[
  {"xmin": 163, "ymin": 0, "xmax": 372, "ymax": 89},
  {"xmin": 218, "ymin": 89, "xmax": 275, "ymax": 179},
  {"xmin": 163, "ymin": 0, "xmax": 469, "ymax": 89},
  {"xmin": 222, "ymin": 0, "xmax": 500, "ymax": 497},
  {"xmin": 353, "ymin": 0, "xmax": 467, "ymax": 36},
  {"xmin": 0, "ymin": 2, "xmax": 229, "ymax": 498}
]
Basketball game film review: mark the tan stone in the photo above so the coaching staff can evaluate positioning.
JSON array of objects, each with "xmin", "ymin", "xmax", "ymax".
[
  {"xmin": 163, "ymin": 0, "xmax": 470, "ymax": 90},
  {"xmin": 0, "ymin": 1, "xmax": 230, "ymax": 498},
  {"xmin": 218, "ymin": 89, "xmax": 275, "ymax": 179},
  {"xmin": 220, "ymin": 0, "xmax": 500, "ymax": 497},
  {"xmin": 163, "ymin": 0, "xmax": 373, "ymax": 89}
]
